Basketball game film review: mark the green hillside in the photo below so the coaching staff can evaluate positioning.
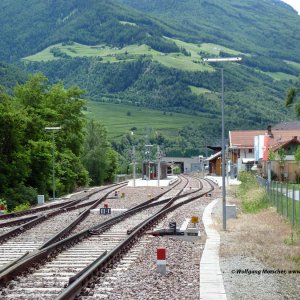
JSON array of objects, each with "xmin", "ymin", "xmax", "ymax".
[
  {"xmin": 0, "ymin": 62, "xmax": 28, "ymax": 91},
  {"xmin": 85, "ymin": 101, "xmax": 204, "ymax": 138},
  {"xmin": 120, "ymin": 0, "xmax": 300, "ymax": 63},
  {"xmin": 0, "ymin": 0, "xmax": 179, "ymax": 61},
  {"xmin": 23, "ymin": 40, "xmax": 212, "ymax": 72},
  {"xmin": 0, "ymin": 0, "xmax": 299, "ymax": 144}
]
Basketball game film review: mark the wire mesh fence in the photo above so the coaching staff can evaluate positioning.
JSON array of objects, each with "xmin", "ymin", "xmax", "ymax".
[{"xmin": 257, "ymin": 176, "xmax": 300, "ymax": 228}]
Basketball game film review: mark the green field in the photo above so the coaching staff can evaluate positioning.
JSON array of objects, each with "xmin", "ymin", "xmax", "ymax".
[
  {"xmin": 85, "ymin": 101, "xmax": 207, "ymax": 138},
  {"xmin": 23, "ymin": 38, "xmax": 225, "ymax": 72},
  {"xmin": 189, "ymin": 85, "xmax": 212, "ymax": 95},
  {"xmin": 264, "ymin": 71, "xmax": 297, "ymax": 81},
  {"xmin": 284, "ymin": 60, "xmax": 300, "ymax": 71}
]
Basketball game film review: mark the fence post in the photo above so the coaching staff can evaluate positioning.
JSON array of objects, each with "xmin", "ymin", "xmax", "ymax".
[
  {"xmin": 286, "ymin": 182, "xmax": 289, "ymax": 219},
  {"xmin": 271, "ymin": 181, "xmax": 274, "ymax": 205},
  {"xmin": 280, "ymin": 182, "xmax": 283, "ymax": 216},
  {"xmin": 276, "ymin": 182, "xmax": 279, "ymax": 212},
  {"xmin": 292, "ymin": 185, "xmax": 295, "ymax": 226},
  {"xmin": 299, "ymin": 186, "xmax": 300, "ymax": 227}
]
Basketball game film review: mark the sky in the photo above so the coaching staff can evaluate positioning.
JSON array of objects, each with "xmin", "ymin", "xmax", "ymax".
[{"xmin": 281, "ymin": 0, "xmax": 300, "ymax": 14}]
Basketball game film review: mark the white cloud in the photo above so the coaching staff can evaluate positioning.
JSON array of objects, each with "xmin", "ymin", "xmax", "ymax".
[{"xmin": 281, "ymin": 0, "xmax": 300, "ymax": 14}]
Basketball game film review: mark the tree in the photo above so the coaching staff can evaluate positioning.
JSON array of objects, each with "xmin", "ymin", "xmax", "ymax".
[
  {"xmin": 268, "ymin": 149, "xmax": 276, "ymax": 161},
  {"xmin": 0, "ymin": 74, "xmax": 90, "ymax": 210},
  {"xmin": 277, "ymin": 148, "xmax": 286, "ymax": 167},
  {"xmin": 285, "ymin": 77, "xmax": 300, "ymax": 116},
  {"xmin": 294, "ymin": 146, "xmax": 300, "ymax": 163},
  {"xmin": 82, "ymin": 120, "xmax": 118, "ymax": 185}
]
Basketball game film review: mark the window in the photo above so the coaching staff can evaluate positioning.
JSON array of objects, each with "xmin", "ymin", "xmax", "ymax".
[{"xmin": 245, "ymin": 162, "xmax": 254, "ymax": 172}]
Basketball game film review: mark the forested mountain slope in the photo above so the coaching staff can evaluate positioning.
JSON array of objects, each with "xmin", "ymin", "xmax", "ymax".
[
  {"xmin": 119, "ymin": 0, "xmax": 300, "ymax": 62},
  {"xmin": 0, "ymin": 0, "xmax": 299, "ymax": 141},
  {"xmin": 0, "ymin": 0, "xmax": 178, "ymax": 61}
]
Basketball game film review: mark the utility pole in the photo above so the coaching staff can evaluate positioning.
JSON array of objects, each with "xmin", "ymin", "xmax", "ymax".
[
  {"xmin": 132, "ymin": 146, "xmax": 137, "ymax": 187},
  {"xmin": 156, "ymin": 145, "xmax": 162, "ymax": 187},
  {"xmin": 145, "ymin": 144, "xmax": 153, "ymax": 185},
  {"xmin": 203, "ymin": 56, "xmax": 242, "ymax": 231},
  {"xmin": 45, "ymin": 127, "xmax": 62, "ymax": 201}
]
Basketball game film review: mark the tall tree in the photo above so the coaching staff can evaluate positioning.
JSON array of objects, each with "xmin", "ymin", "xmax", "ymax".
[
  {"xmin": 82, "ymin": 120, "xmax": 118, "ymax": 185},
  {"xmin": 0, "ymin": 74, "xmax": 90, "ymax": 210},
  {"xmin": 285, "ymin": 77, "xmax": 300, "ymax": 116}
]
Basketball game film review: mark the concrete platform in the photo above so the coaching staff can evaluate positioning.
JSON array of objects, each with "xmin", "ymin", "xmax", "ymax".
[
  {"xmin": 205, "ymin": 176, "xmax": 241, "ymax": 187},
  {"xmin": 127, "ymin": 176, "xmax": 178, "ymax": 187},
  {"xmin": 200, "ymin": 198, "xmax": 227, "ymax": 300}
]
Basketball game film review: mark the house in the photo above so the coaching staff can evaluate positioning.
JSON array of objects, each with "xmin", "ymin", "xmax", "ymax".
[
  {"xmin": 272, "ymin": 121, "xmax": 300, "ymax": 131},
  {"xmin": 229, "ymin": 125, "xmax": 300, "ymax": 181},
  {"xmin": 207, "ymin": 151, "xmax": 222, "ymax": 175},
  {"xmin": 262, "ymin": 136, "xmax": 300, "ymax": 182}
]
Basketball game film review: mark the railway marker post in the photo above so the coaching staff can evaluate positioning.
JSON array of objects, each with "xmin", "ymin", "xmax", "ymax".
[
  {"xmin": 157, "ymin": 247, "xmax": 167, "ymax": 275},
  {"xmin": 100, "ymin": 203, "xmax": 111, "ymax": 214}
]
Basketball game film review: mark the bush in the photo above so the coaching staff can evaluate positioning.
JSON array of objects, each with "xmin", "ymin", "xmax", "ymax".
[
  {"xmin": 237, "ymin": 171, "xmax": 269, "ymax": 213},
  {"xmin": 3, "ymin": 185, "xmax": 37, "ymax": 211},
  {"xmin": 241, "ymin": 188, "xmax": 269, "ymax": 213},
  {"xmin": 13, "ymin": 202, "xmax": 31, "ymax": 212}
]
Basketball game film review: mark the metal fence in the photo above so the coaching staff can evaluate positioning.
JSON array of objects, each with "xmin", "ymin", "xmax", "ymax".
[{"xmin": 257, "ymin": 176, "xmax": 300, "ymax": 228}]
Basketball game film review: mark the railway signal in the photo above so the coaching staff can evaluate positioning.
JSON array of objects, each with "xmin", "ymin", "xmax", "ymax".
[{"xmin": 157, "ymin": 247, "xmax": 167, "ymax": 275}]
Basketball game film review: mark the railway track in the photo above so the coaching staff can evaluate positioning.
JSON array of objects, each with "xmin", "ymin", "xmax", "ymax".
[
  {"xmin": 0, "ymin": 186, "xmax": 109, "ymax": 221},
  {"xmin": 0, "ymin": 176, "xmax": 213, "ymax": 300},
  {"xmin": 0, "ymin": 178, "xmax": 180, "ymax": 274},
  {"xmin": 0, "ymin": 182, "xmax": 128, "ymax": 270}
]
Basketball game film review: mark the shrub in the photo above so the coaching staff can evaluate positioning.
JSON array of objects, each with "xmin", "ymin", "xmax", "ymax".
[
  {"xmin": 13, "ymin": 202, "xmax": 31, "ymax": 212},
  {"xmin": 237, "ymin": 171, "xmax": 269, "ymax": 213},
  {"xmin": 3, "ymin": 185, "xmax": 37, "ymax": 211}
]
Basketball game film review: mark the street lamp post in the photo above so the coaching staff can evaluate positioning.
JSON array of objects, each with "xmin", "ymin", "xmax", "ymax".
[
  {"xmin": 203, "ymin": 57, "xmax": 242, "ymax": 231},
  {"xmin": 156, "ymin": 145, "xmax": 162, "ymax": 187},
  {"xmin": 45, "ymin": 127, "xmax": 62, "ymax": 201},
  {"xmin": 132, "ymin": 146, "xmax": 137, "ymax": 187},
  {"xmin": 145, "ymin": 144, "xmax": 153, "ymax": 185}
]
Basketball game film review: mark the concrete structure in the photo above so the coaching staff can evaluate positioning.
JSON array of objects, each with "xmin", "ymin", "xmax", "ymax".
[
  {"xmin": 127, "ymin": 176, "xmax": 178, "ymax": 187},
  {"xmin": 200, "ymin": 198, "xmax": 227, "ymax": 299},
  {"xmin": 142, "ymin": 161, "xmax": 168, "ymax": 180},
  {"xmin": 163, "ymin": 156, "xmax": 204, "ymax": 173}
]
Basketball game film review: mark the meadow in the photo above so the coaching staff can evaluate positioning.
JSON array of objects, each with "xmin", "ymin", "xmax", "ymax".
[
  {"xmin": 85, "ymin": 101, "xmax": 207, "ymax": 139},
  {"xmin": 23, "ymin": 37, "xmax": 294, "ymax": 82}
]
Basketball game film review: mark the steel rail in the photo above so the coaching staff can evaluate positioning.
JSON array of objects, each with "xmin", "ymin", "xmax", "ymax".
[
  {"xmin": 0, "ymin": 182, "xmax": 126, "ymax": 220},
  {"xmin": 40, "ymin": 182, "xmax": 130, "ymax": 249},
  {"xmin": 0, "ymin": 178, "xmax": 181, "ymax": 277},
  {"xmin": 0, "ymin": 176, "xmax": 195, "ymax": 286},
  {"xmin": 56, "ymin": 178, "xmax": 214, "ymax": 300},
  {"xmin": 0, "ymin": 182, "xmax": 127, "ymax": 244},
  {"xmin": 0, "ymin": 215, "xmax": 38, "ymax": 228}
]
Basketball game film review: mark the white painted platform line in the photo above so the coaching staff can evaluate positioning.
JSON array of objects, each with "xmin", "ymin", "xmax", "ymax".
[{"xmin": 200, "ymin": 199, "xmax": 227, "ymax": 300}]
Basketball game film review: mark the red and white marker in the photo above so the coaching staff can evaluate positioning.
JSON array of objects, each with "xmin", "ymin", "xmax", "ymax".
[{"xmin": 157, "ymin": 247, "xmax": 166, "ymax": 275}]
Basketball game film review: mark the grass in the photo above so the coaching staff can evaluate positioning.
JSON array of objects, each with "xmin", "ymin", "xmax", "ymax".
[
  {"xmin": 237, "ymin": 172, "xmax": 269, "ymax": 213},
  {"xmin": 119, "ymin": 21, "xmax": 137, "ymax": 26},
  {"xmin": 219, "ymin": 209, "xmax": 300, "ymax": 272},
  {"xmin": 197, "ymin": 42, "xmax": 244, "ymax": 56},
  {"xmin": 264, "ymin": 71, "xmax": 297, "ymax": 81},
  {"xmin": 219, "ymin": 176, "xmax": 300, "ymax": 275},
  {"xmin": 284, "ymin": 60, "xmax": 300, "ymax": 71},
  {"xmin": 189, "ymin": 85, "xmax": 212, "ymax": 95},
  {"xmin": 22, "ymin": 38, "xmax": 217, "ymax": 72},
  {"xmin": 85, "ymin": 101, "xmax": 206, "ymax": 139},
  {"xmin": 269, "ymin": 186, "xmax": 300, "ymax": 228}
]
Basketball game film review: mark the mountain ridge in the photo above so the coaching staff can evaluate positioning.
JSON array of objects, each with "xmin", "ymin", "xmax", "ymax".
[{"xmin": 1, "ymin": 0, "xmax": 299, "ymax": 142}]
